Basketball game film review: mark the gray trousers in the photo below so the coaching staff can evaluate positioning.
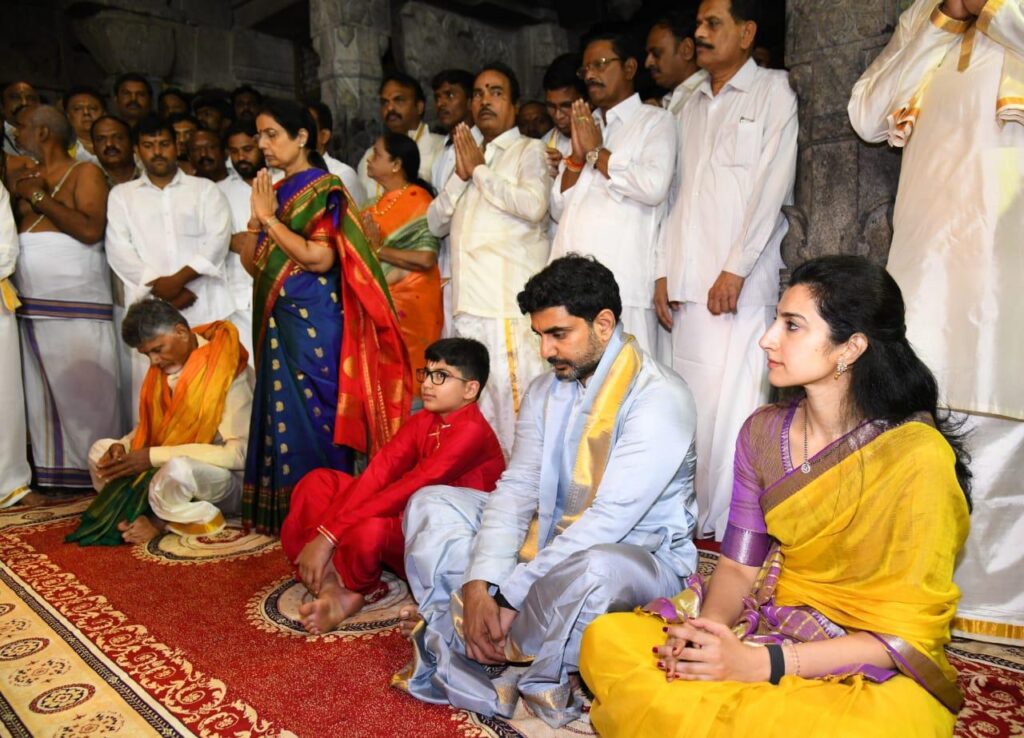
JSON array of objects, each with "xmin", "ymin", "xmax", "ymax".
[{"xmin": 399, "ymin": 485, "xmax": 681, "ymax": 727}]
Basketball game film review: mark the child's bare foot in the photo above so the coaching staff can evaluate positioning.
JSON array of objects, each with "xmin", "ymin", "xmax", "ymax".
[
  {"xmin": 398, "ymin": 605, "xmax": 422, "ymax": 639},
  {"xmin": 118, "ymin": 516, "xmax": 163, "ymax": 544},
  {"xmin": 298, "ymin": 570, "xmax": 365, "ymax": 635}
]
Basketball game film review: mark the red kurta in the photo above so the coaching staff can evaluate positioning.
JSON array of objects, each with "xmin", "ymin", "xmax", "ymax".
[{"xmin": 280, "ymin": 402, "xmax": 505, "ymax": 596}]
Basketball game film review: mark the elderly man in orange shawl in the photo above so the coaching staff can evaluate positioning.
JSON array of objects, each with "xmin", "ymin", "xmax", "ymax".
[{"xmin": 67, "ymin": 298, "xmax": 253, "ymax": 545}]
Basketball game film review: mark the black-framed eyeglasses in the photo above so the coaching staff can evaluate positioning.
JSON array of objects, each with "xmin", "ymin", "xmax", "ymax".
[
  {"xmin": 576, "ymin": 57, "xmax": 623, "ymax": 79},
  {"xmin": 416, "ymin": 368, "xmax": 471, "ymax": 386}
]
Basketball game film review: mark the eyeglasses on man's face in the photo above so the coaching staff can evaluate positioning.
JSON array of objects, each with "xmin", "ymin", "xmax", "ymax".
[
  {"xmin": 416, "ymin": 368, "xmax": 471, "ymax": 386},
  {"xmin": 577, "ymin": 57, "xmax": 623, "ymax": 79}
]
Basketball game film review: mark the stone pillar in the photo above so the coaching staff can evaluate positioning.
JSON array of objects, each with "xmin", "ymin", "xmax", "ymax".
[
  {"xmin": 782, "ymin": 1, "xmax": 906, "ymax": 272},
  {"xmin": 311, "ymin": 0, "xmax": 391, "ymax": 164}
]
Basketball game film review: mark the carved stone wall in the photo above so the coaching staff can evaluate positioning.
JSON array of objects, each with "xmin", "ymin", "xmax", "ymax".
[
  {"xmin": 312, "ymin": 0, "xmax": 568, "ymax": 163},
  {"xmin": 781, "ymin": 1, "xmax": 907, "ymax": 272}
]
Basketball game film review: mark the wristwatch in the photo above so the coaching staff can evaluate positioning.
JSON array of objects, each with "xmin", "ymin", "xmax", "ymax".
[
  {"xmin": 30, "ymin": 190, "xmax": 45, "ymax": 210},
  {"xmin": 585, "ymin": 147, "xmax": 602, "ymax": 167}
]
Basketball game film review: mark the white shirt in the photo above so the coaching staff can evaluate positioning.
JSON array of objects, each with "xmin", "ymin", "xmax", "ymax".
[
  {"xmin": 323, "ymin": 153, "xmax": 367, "ymax": 208},
  {"xmin": 70, "ymin": 142, "xmax": 101, "ymax": 166},
  {"xmin": 356, "ymin": 121, "xmax": 445, "ymax": 201},
  {"xmin": 121, "ymin": 337, "xmax": 255, "ymax": 470},
  {"xmin": 659, "ymin": 58, "xmax": 797, "ymax": 308},
  {"xmin": 427, "ymin": 127, "xmax": 550, "ymax": 319},
  {"xmin": 216, "ymin": 173, "xmax": 255, "ymax": 313},
  {"xmin": 663, "ymin": 70, "xmax": 708, "ymax": 115},
  {"xmin": 431, "ymin": 126, "xmax": 484, "ymax": 280},
  {"xmin": 106, "ymin": 169, "xmax": 234, "ymax": 325},
  {"xmin": 550, "ymin": 94, "xmax": 677, "ymax": 309}
]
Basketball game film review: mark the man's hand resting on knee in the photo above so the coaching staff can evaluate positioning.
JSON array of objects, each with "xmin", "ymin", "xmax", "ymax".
[{"xmin": 462, "ymin": 580, "xmax": 513, "ymax": 665}]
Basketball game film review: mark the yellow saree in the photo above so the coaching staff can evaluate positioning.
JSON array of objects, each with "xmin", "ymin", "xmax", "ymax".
[{"xmin": 580, "ymin": 411, "xmax": 970, "ymax": 737}]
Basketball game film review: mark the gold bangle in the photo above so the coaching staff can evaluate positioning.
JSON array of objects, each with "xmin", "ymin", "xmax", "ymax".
[
  {"xmin": 263, "ymin": 215, "xmax": 280, "ymax": 229},
  {"xmin": 316, "ymin": 525, "xmax": 338, "ymax": 547}
]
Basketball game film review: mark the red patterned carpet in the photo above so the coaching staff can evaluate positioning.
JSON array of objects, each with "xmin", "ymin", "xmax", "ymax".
[{"xmin": 0, "ymin": 499, "xmax": 1020, "ymax": 737}]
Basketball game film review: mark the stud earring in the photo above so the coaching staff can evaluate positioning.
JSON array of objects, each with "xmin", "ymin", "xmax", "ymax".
[{"xmin": 834, "ymin": 359, "xmax": 848, "ymax": 380}]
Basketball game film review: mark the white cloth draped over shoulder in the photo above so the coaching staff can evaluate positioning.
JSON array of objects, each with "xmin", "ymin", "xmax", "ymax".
[
  {"xmin": 848, "ymin": 0, "xmax": 1024, "ymax": 644},
  {"xmin": 216, "ymin": 173, "xmax": 255, "ymax": 363}
]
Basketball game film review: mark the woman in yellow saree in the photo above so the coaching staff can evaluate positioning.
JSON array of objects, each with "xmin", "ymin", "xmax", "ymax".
[
  {"xmin": 361, "ymin": 132, "xmax": 443, "ymax": 399},
  {"xmin": 580, "ymin": 256, "xmax": 972, "ymax": 738}
]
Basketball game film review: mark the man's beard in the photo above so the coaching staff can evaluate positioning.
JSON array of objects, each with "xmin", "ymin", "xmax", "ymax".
[
  {"xmin": 234, "ymin": 161, "xmax": 262, "ymax": 178},
  {"xmin": 549, "ymin": 330, "xmax": 604, "ymax": 383}
]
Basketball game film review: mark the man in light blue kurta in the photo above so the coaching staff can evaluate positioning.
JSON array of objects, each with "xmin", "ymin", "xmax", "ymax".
[{"xmin": 395, "ymin": 255, "xmax": 698, "ymax": 727}]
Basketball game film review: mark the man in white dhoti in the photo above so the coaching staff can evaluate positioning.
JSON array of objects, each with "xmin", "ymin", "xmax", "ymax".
[
  {"xmin": 655, "ymin": 0, "xmax": 798, "ymax": 539},
  {"xmin": 395, "ymin": 255, "xmax": 698, "ymax": 727},
  {"xmin": 356, "ymin": 72, "xmax": 445, "ymax": 200},
  {"xmin": 549, "ymin": 32, "xmax": 677, "ymax": 359},
  {"xmin": 69, "ymin": 298, "xmax": 252, "ymax": 545},
  {"xmin": 218, "ymin": 119, "xmax": 265, "ymax": 363},
  {"xmin": 848, "ymin": 0, "xmax": 1024, "ymax": 644},
  {"xmin": 430, "ymin": 69, "xmax": 478, "ymax": 337},
  {"xmin": 425, "ymin": 63, "xmax": 550, "ymax": 455},
  {"xmin": 645, "ymin": 12, "xmax": 704, "ymax": 116},
  {"xmin": 7, "ymin": 104, "xmax": 121, "ymax": 490},
  {"xmin": 0, "ymin": 183, "xmax": 31, "ymax": 507},
  {"xmin": 105, "ymin": 114, "xmax": 234, "ymax": 421},
  {"xmin": 307, "ymin": 102, "xmax": 366, "ymax": 207}
]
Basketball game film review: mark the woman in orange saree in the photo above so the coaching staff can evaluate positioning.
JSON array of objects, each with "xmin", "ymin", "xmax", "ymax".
[
  {"xmin": 361, "ymin": 132, "xmax": 443, "ymax": 400},
  {"xmin": 580, "ymin": 256, "xmax": 972, "ymax": 737}
]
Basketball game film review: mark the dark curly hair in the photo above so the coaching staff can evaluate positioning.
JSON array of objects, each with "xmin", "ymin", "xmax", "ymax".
[{"xmin": 517, "ymin": 254, "xmax": 622, "ymax": 323}]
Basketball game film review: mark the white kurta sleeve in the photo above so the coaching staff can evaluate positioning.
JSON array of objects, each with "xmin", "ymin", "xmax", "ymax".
[
  {"xmin": 147, "ymin": 370, "xmax": 253, "ymax": 470},
  {"xmin": 471, "ymin": 144, "xmax": 550, "ymax": 224},
  {"xmin": 498, "ymin": 380, "xmax": 697, "ymax": 609},
  {"xmin": 104, "ymin": 186, "xmax": 148, "ymax": 295},
  {"xmin": 848, "ymin": 0, "xmax": 971, "ymax": 143},
  {"xmin": 463, "ymin": 382, "xmax": 546, "ymax": 587},
  {"xmin": 189, "ymin": 182, "xmax": 231, "ymax": 277},
  {"xmin": 722, "ymin": 82, "xmax": 799, "ymax": 279},
  {"xmin": 604, "ymin": 112, "xmax": 677, "ymax": 206},
  {"xmin": 978, "ymin": 0, "xmax": 1024, "ymax": 55},
  {"xmin": 0, "ymin": 184, "xmax": 17, "ymax": 281},
  {"xmin": 426, "ymin": 172, "xmax": 469, "ymax": 237}
]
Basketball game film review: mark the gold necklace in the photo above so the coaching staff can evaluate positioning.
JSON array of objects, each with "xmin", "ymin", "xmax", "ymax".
[{"xmin": 372, "ymin": 184, "xmax": 410, "ymax": 217}]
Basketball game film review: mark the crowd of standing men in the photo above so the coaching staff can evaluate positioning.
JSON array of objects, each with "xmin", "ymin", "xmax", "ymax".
[{"xmin": 0, "ymin": 0, "xmax": 1019, "ymax": 651}]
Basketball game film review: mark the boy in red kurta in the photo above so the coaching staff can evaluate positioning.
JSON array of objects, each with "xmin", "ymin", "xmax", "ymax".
[{"xmin": 281, "ymin": 338, "xmax": 505, "ymax": 633}]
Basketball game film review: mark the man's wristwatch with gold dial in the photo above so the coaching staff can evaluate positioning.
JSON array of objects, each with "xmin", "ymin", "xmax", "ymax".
[
  {"xmin": 30, "ymin": 190, "xmax": 46, "ymax": 210},
  {"xmin": 586, "ymin": 147, "xmax": 602, "ymax": 167}
]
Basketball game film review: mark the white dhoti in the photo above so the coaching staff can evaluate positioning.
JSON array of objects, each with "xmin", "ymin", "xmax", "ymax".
[
  {"xmin": 952, "ymin": 413, "xmax": 1024, "ymax": 644},
  {"xmin": 400, "ymin": 485, "xmax": 681, "ymax": 727},
  {"xmin": 0, "ymin": 292, "xmax": 30, "ymax": 507},
  {"xmin": 451, "ymin": 313, "xmax": 546, "ymax": 457},
  {"xmin": 16, "ymin": 231, "xmax": 122, "ymax": 488},
  {"xmin": 88, "ymin": 439, "xmax": 240, "ymax": 536},
  {"xmin": 671, "ymin": 302, "xmax": 771, "ymax": 538}
]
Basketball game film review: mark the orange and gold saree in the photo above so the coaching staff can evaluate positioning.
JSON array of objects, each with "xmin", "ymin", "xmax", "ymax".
[{"xmin": 362, "ymin": 184, "xmax": 442, "ymax": 398}]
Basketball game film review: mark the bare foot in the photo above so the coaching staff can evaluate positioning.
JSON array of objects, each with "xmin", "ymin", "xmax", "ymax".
[
  {"xmin": 398, "ymin": 605, "xmax": 422, "ymax": 639},
  {"xmin": 15, "ymin": 491, "xmax": 47, "ymax": 507},
  {"xmin": 298, "ymin": 570, "xmax": 365, "ymax": 635},
  {"xmin": 118, "ymin": 516, "xmax": 163, "ymax": 544}
]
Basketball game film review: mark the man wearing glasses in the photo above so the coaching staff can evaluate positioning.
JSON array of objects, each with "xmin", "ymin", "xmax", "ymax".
[
  {"xmin": 280, "ymin": 337, "xmax": 505, "ymax": 633},
  {"xmin": 548, "ymin": 31, "xmax": 678, "ymax": 362}
]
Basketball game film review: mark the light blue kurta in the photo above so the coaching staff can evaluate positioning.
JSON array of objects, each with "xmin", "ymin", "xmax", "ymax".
[{"xmin": 399, "ymin": 327, "xmax": 699, "ymax": 726}]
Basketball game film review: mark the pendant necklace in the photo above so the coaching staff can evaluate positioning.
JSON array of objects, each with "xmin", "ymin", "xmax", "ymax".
[{"xmin": 801, "ymin": 402, "xmax": 812, "ymax": 474}]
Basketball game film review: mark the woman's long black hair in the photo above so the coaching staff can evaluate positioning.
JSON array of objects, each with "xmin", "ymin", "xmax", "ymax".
[
  {"xmin": 257, "ymin": 98, "xmax": 327, "ymax": 171},
  {"xmin": 380, "ymin": 131, "xmax": 435, "ymax": 197},
  {"xmin": 788, "ymin": 255, "xmax": 972, "ymax": 506}
]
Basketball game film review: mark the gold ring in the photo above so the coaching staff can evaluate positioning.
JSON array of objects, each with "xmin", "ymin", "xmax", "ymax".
[{"xmin": 575, "ymin": 116, "xmax": 588, "ymax": 121}]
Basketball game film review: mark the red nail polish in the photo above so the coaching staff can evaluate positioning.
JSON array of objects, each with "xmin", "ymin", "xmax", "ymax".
[
  {"xmin": 662, "ymin": 626, "xmax": 668, "ymax": 632},
  {"xmin": 657, "ymin": 660, "xmax": 664, "ymax": 668},
  {"xmin": 651, "ymin": 646, "xmax": 659, "ymax": 653}
]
